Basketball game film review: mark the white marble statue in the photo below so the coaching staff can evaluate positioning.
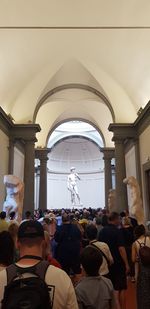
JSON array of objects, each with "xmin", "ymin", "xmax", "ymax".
[
  {"xmin": 123, "ymin": 176, "xmax": 144, "ymax": 224},
  {"xmin": 108, "ymin": 189, "xmax": 116, "ymax": 212},
  {"xmin": 3, "ymin": 175, "xmax": 24, "ymax": 222},
  {"xmin": 67, "ymin": 167, "xmax": 81, "ymax": 206}
]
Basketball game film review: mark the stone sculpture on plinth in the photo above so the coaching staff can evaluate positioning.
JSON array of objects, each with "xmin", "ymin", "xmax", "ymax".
[
  {"xmin": 67, "ymin": 167, "xmax": 82, "ymax": 206},
  {"xmin": 123, "ymin": 176, "xmax": 144, "ymax": 224},
  {"xmin": 3, "ymin": 175, "xmax": 24, "ymax": 222}
]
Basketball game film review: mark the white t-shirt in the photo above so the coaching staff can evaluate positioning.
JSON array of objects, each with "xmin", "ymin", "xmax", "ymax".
[
  {"xmin": 0, "ymin": 264, "xmax": 78, "ymax": 309},
  {"xmin": 90, "ymin": 241, "xmax": 113, "ymax": 275}
]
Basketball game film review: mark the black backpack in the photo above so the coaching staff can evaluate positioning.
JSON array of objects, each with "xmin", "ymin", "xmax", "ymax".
[
  {"xmin": 137, "ymin": 237, "xmax": 150, "ymax": 267},
  {"xmin": 2, "ymin": 256, "xmax": 52, "ymax": 309}
]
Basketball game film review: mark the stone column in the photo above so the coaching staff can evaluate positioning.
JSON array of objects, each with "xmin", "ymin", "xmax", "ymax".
[
  {"xmin": 11, "ymin": 124, "xmax": 41, "ymax": 216},
  {"xmin": 23, "ymin": 140, "xmax": 35, "ymax": 214},
  {"xmin": 108, "ymin": 124, "xmax": 136, "ymax": 213},
  {"xmin": 8, "ymin": 137, "xmax": 15, "ymax": 174},
  {"xmin": 114, "ymin": 138, "xmax": 128, "ymax": 212},
  {"xmin": 34, "ymin": 166, "xmax": 40, "ymax": 210},
  {"xmin": 101, "ymin": 148, "xmax": 115, "ymax": 208},
  {"xmin": 35, "ymin": 148, "xmax": 50, "ymax": 211}
]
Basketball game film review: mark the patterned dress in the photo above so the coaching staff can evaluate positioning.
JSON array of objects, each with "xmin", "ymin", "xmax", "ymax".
[{"xmin": 137, "ymin": 263, "xmax": 150, "ymax": 309}]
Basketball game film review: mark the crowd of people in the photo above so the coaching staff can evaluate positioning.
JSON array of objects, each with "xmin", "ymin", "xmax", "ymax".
[{"xmin": 0, "ymin": 207, "xmax": 150, "ymax": 309}]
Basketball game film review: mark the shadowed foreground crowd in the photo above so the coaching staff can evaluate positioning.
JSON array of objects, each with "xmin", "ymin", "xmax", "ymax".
[{"xmin": 0, "ymin": 207, "xmax": 150, "ymax": 309}]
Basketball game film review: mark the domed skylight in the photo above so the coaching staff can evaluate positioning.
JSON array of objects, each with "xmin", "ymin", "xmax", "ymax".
[{"xmin": 47, "ymin": 121, "xmax": 104, "ymax": 148}]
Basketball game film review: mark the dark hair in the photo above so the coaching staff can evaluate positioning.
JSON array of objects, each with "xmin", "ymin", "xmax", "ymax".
[
  {"xmin": 9, "ymin": 211, "xmax": 16, "ymax": 220},
  {"xmin": 25, "ymin": 211, "xmax": 31, "ymax": 219},
  {"xmin": 108, "ymin": 212, "xmax": 119, "ymax": 222},
  {"xmin": 18, "ymin": 220, "xmax": 44, "ymax": 239},
  {"xmin": 101, "ymin": 214, "xmax": 108, "ymax": 226},
  {"xmin": 80, "ymin": 246, "xmax": 103, "ymax": 276},
  {"xmin": 0, "ymin": 211, "xmax": 6, "ymax": 220},
  {"xmin": 120, "ymin": 211, "xmax": 126, "ymax": 218},
  {"xmin": 0, "ymin": 231, "xmax": 14, "ymax": 266},
  {"xmin": 95, "ymin": 217, "xmax": 102, "ymax": 225},
  {"xmin": 62, "ymin": 213, "xmax": 70, "ymax": 223},
  {"xmin": 86, "ymin": 224, "xmax": 97, "ymax": 240},
  {"xmin": 134, "ymin": 224, "xmax": 145, "ymax": 240}
]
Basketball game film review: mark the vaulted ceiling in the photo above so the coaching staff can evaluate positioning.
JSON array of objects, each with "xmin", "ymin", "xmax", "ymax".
[{"xmin": 0, "ymin": 0, "xmax": 149, "ymax": 147}]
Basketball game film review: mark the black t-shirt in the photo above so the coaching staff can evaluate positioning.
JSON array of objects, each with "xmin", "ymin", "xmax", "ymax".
[
  {"xmin": 54, "ymin": 223, "xmax": 81, "ymax": 258},
  {"xmin": 121, "ymin": 226, "xmax": 134, "ymax": 247},
  {"xmin": 98, "ymin": 224, "xmax": 125, "ymax": 265}
]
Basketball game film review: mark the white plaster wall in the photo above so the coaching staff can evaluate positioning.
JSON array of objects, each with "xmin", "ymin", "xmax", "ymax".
[
  {"xmin": 13, "ymin": 147, "xmax": 24, "ymax": 181},
  {"xmin": 125, "ymin": 146, "xmax": 137, "ymax": 209},
  {"xmin": 0, "ymin": 130, "xmax": 9, "ymax": 210}
]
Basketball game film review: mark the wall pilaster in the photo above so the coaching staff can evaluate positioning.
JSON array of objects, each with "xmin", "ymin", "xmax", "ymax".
[
  {"xmin": 108, "ymin": 124, "xmax": 136, "ymax": 213},
  {"xmin": 35, "ymin": 148, "xmax": 50, "ymax": 211},
  {"xmin": 101, "ymin": 148, "xmax": 115, "ymax": 208}
]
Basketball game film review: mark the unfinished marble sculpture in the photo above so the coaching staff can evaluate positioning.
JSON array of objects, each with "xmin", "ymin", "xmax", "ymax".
[
  {"xmin": 3, "ymin": 175, "xmax": 24, "ymax": 222},
  {"xmin": 123, "ymin": 176, "xmax": 144, "ymax": 224},
  {"xmin": 108, "ymin": 189, "xmax": 116, "ymax": 212}
]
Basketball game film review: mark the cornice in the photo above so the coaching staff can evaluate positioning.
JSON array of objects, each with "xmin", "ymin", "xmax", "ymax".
[
  {"xmin": 0, "ymin": 107, "xmax": 41, "ymax": 143},
  {"xmin": 35, "ymin": 148, "xmax": 50, "ymax": 160},
  {"xmin": 108, "ymin": 123, "xmax": 136, "ymax": 141},
  {"xmin": 134, "ymin": 101, "xmax": 150, "ymax": 135},
  {"xmin": 100, "ymin": 147, "xmax": 115, "ymax": 159},
  {"xmin": 0, "ymin": 107, "xmax": 13, "ymax": 135},
  {"xmin": 11, "ymin": 124, "xmax": 41, "ymax": 142}
]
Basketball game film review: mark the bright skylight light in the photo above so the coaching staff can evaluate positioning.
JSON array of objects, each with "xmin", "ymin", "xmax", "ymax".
[{"xmin": 47, "ymin": 121, "xmax": 104, "ymax": 148}]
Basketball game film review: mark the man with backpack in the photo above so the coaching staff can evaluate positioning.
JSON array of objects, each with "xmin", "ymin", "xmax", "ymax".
[{"xmin": 0, "ymin": 220, "xmax": 78, "ymax": 309}]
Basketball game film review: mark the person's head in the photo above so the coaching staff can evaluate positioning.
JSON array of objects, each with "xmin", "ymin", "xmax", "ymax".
[
  {"xmin": 9, "ymin": 211, "xmax": 16, "ymax": 220},
  {"xmin": 122, "ymin": 216, "xmax": 132, "ymax": 227},
  {"xmin": 25, "ymin": 211, "xmax": 32, "ymax": 219},
  {"xmin": 86, "ymin": 224, "xmax": 97, "ymax": 240},
  {"xmin": 120, "ymin": 211, "xmax": 126, "ymax": 218},
  {"xmin": 108, "ymin": 212, "xmax": 120, "ymax": 226},
  {"xmin": 95, "ymin": 217, "xmax": 102, "ymax": 226},
  {"xmin": 80, "ymin": 246, "xmax": 103, "ymax": 276},
  {"xmin": 134, "ymin": 224, "xmax": 145, "ymax": 240},
  {"xmin": 0, "ymin": 231, "xmax": 14, "ymax": 266},
  {"xmin": 17, "ymin": 220, "xmax": 45, "ymax": 255},
  {"xmin": 101, "ymin": 214, "xmax": 108, "ymax": 226},
  {"xmin": 0, "ymin": 211, "xmax": 6, "ymax": 220},
  {"xmin": 62, "ymin": 213, "xmax": 70, "ymax": 224},
  {"xmin": 43, "ymin": 217, "xmax": 51, "ymax": 225},
  {"xmin": 70, "ymin": 167, "xmax": 75, "ymax": 173}
]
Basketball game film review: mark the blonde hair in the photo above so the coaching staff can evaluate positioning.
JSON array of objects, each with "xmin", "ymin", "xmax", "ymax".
[{"xmin": 122, "ymin": 216, "xmax": 132, "ymax": 226}]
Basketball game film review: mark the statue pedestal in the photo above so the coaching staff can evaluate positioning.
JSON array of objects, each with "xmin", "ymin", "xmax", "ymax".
[{"xmin": 70, "ymin": 204, "xmax": 83, "ymax": 209}]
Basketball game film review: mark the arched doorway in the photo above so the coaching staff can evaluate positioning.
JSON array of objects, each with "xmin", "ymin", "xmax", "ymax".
[{"xmin": 46, "ymin": 120, "xmax": 105, "ymax": 209}]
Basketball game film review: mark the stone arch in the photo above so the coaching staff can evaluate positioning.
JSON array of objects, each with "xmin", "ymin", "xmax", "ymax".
[
  {"xmin": 33, "ymin": 83, "xmax": 115, "ymax": 123},
  {"xmin": 46, "ymin": 117, "xmax": 106, "ymax": 148}
]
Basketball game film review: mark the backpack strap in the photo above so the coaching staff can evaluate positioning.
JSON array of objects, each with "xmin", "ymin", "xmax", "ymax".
[
  {"xmin": 35, "ymin": 261, "xmax": 50, "ymax": 280},
  {"xmin": 136, "ymin": 240, "xmax": 146, "ymax": 248},
  {"xmin": 6, "ymin": 261, "xmax": 50, "ymax": 284},
  {"xmin": 6, "ymin": 264, "xmax": 18, "ymax": 285},
  {"xmin": 90, "ymin": 242, "xmax": 110, "ymax": 266}
]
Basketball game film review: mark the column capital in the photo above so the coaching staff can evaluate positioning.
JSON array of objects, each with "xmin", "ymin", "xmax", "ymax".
[
  {"xmin": 11, "ymin": 124, "xmax": 41, "ymax": 143},
  {"xmin": 101, "ymin": 147, "xmax": 115, "ymax": 160},
  {"xmin": 35, "ymin": 148, "xmax": 50, "ymax": 161},
  {"xmin": 108, "ymin": 123, "xmax": 136, "ymax": 142}
]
